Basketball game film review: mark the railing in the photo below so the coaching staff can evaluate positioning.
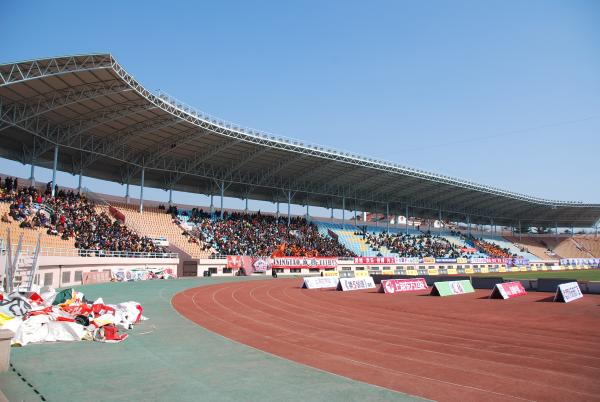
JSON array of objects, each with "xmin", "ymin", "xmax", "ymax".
[
  {"xmin": 208, "ymin": 254, "xmax": 356, "ymax": 261},
  {"xmin": 5, "ymin": 243, "xmax": 178, "ymax": 259}
]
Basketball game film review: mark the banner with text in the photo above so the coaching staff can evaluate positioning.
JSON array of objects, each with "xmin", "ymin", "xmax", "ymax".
[
  {"xmin": 337, "ymin": 277, "xmax": 376, "ymax": 291},
  {"xmin": 301, "ymin": 276, "xmax": 339, "ymax": 289},
  {"xmin": 271, "ymin": 257, "xmax": 337, "ymax": 269},
  {"xmin": 490, "ymin": 281, "xmax": 527, "ymax": 299},
  {"xmin": 379, "ymin": 278, "xmax": 428, "ymax": 294},
  {"xmin": 560, "ymin": 258, "xmax": 600, "ymax": 267},
  {"xmin": 554, "ymin": 282, "xmax": 583, "ymax": 303}
]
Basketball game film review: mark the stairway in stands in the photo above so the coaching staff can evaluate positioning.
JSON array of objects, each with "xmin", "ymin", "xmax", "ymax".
[{"xmin": 104, "ymin": 202, "xmax": 212, "ymax": 259}]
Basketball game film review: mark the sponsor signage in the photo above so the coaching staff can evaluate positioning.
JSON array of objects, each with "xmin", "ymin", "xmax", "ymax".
[
  {"xmin": 226, "ymin": 256, "xmax": 243, "ymax": 269},
  {"xmin": 337, "ymin": 277, "xmax": 376, "ymax": 291},
  {"xmin": 469, "ymin": 257, "xmax": 487, "ymax": 264},
  {"xmin": 506, "ymin": 258, "xmax": 529, "ymax": 267},
  {"xmin": 489, "ymin": 281, "xmax": 527, "ymax": 299},
  {"xmin": 301, "ymin": 276, "xmax": 339, "ymax": 289},
  {"xmin": 456, "ymin": 257, "xmax": 468, "ymax": 264},
  {"xmin": 398, "ymin": 257, "xmax": 420, "ymax": 264},
  {"xmin": 354, "ymin": 257, "xmax": 396, "ymax": 265},
  {"xmin": 423, "ymin": 257, "xmax": 436, "ymax": 264},
  {"xmin": 379, "ymin": 278, "xmax": 428, "ymax": 294},
  {"xmin": 430, "ymin": 280, "xmax": 475, "ymax": 297},
  {"xmin": 271, "ymin": 257, "xmax": 337, "ymax": 269},
  {"xmin": 354, "ymin": 270, "xmax": 370, "ymax": 278},
  {"xmin": 435, "ymin": 258, "xmax": 457, "ymax": 264},
  {"xmin": 554, "ymin": 282, "xmax": 583, "ymax": 303},
  {"xmin": 322, "ymin": 270, "xmax": 339, "ymax": 277},
  {"xmin": 560, "ymin": 258, "xmax": 600, "ymax": 267},
  {"xmin": 252, "ymin": 257, "xmax": 269, "ymax": 272}
]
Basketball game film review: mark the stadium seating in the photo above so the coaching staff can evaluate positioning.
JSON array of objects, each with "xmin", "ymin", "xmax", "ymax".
[
  {"xmin": 0, "ymin": 202, "xmax": 76, "ymax": 250},
  {"xmin": 184, "ymin": 212, "xmax": 355, "ymax": 257},
  {"xmin": 314, "ymin": 221, "xmax": 378, "ymax": 256},
  {"xmin": 104, "ymin": 203, "xmax": 212, "ymax": 259},
  {"xmin": 575, "ymin": 236, "xmax": 600, "ymax": 258},
  {"xmin": 0, "ymin": 180, "xmax": 167, "ymax": 255}
]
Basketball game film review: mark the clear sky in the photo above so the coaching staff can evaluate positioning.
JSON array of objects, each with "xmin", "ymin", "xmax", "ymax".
[{"xmin": 1, "ymin": 0, "xmax": 599, "ymax": 216}]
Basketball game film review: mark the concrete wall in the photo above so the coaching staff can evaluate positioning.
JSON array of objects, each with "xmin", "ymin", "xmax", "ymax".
[{"xmin": 15, "ymin": 256, "xmax": 179, "ymax": 289}]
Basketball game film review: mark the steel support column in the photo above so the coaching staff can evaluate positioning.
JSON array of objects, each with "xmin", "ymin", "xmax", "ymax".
[
  {"xmin": 168, "ymin": 188, "xmax": 173, "ymax": 206},
  {"xmin": 354, "ymin": 199, "xmax": 358, "ymax": 227},
  {"xmin": 467, "ymin": 215, "xmax": 471, "ymax": 236},
  {"xmin": 210, "ymin": 194, "xmax": 214, "ymax": 214},
  {"xmin": 276, "ymin": 201, "xmax": 280, "ymax": 219},
  {"xmin": 125, "ymin": 180, "xmax": 130, "ymax": 205},
  {"xmin": 139, "ymin": 167, "xmax": 145, "ymax": 214},
  {"xmin": 342, "ymin": 197, "xmax": 346, "ymax": 228},
  {"xmin": 29, "ymin": 162, "xmax": 35, "ymax": 188},
  {"xmin": 287, "ymin": 190, "xmax": 292, "ymax": 227},
  {"xmin": 386, "ymin": 203, "xmax": 389, "ymax": 232},
  {"xmin": 51, "ymin": 145, "xmax": 59, "ymax": 197},
  {"xmin": 518, "ymin": 220, "xmax": 522, "ymax": 241},
  {"xmin": 405, "ymin": 205, "xmax": 409, "ymax": 235},
  {"xmin": 220, "ymin": 180, "xmax": 225, "ymax": 219},
  {"xmin": 77, "ymin": 169, "xmax": 83, "ymax": 193}
]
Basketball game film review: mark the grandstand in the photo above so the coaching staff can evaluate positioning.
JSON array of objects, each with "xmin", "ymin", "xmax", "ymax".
[{"xmin": 0, "ymin": 53, "xmax": 599, "ymax": 265}]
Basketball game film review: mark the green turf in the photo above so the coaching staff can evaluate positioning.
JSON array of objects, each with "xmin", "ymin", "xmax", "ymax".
[
  {"xmin": 472, "ymin": 269, "xmax": 600, "ymax": 281},
  {"xmin": 0, "ymin": 277, "xmax": 423, "ymax": 402}
]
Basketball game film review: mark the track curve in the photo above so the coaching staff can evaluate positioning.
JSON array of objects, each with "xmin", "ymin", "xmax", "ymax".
[{"xmin": 172, "ymin": 278, "xmax": 600, "ymax": 402}]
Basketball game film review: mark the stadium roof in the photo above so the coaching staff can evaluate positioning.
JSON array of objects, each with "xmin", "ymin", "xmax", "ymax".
[{"xmin": 1, "ymin": 53, "xmax": 599, "ymax": 228}]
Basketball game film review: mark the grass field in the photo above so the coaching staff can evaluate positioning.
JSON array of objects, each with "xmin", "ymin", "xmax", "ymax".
[{"xmin": 473, "ymin": 269, "xmax": 600, "ymax": 281}]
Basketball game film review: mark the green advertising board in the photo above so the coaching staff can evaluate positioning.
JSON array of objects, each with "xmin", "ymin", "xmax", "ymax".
[{"xmin": 430, "ymin": 280, "xmax": 475, "ymax": 296}]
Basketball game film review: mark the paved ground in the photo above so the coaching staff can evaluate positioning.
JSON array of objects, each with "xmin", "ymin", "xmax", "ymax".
[
  {"xmin": 175, "ymin": 278, "xmax": 600, "ymax": 402},
  {"xmin": 0, "ymin": 277, "xmax": 420, "ymax": 402}
]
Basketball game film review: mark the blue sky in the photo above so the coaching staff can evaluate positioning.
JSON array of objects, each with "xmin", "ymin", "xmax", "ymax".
[{"xmin": 1, "ymin": 0, "xmax": 599, "ymax": 216}]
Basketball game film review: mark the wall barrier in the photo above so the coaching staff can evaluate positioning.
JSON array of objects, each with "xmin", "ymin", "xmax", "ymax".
[
  {"xmin": 471, "ymin": 276, "xmax": 505, "ymax": 290},
  {"xmin": 537, "ymin": 278, "xmax": 579, "ymax": 293}
]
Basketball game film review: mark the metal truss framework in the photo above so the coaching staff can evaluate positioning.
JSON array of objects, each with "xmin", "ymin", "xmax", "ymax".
[{"xmin": 1, "ymin": 53, "xmax": 599, "ymax": 228}]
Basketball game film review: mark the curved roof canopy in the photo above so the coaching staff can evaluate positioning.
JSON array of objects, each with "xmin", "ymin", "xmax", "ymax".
[{"xmin": 0, "ymin": 54, "xmax": 598, "ymax": 228}]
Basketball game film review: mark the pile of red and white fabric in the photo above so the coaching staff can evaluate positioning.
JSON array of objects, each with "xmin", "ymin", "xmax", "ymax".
[{"xmin": 0, "ymin": 287, "xmax": 145, "ymax": 346}]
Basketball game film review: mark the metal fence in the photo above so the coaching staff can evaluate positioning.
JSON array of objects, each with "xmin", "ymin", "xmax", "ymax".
[{"xmin": 1, "ymin": 242, "xmax": 178, "ymax": 259}]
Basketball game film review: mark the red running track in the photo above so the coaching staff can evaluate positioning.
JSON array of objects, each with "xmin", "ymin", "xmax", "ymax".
[{"xmin": 172, "ymin": 279, "xmax": 600, "ymax": 402}]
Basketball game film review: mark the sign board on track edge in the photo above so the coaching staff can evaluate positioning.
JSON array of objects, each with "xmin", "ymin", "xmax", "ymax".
[
  {"xmin": 489, "ymin": 281, "xmax": 527, "ymax": 299},
  {"xmin": 301, "ymin": 276, "xmax": 339, "ymax": 289},
  {"xmin": 379, "ymin": 278, "xmax": 428, "ymax": 294},
  {"xmin": 553, "ymin": 282, "xmax": 583, "ymax": 303},
  {"xmin": 430, "ymin": 280, "xmax": 475, "ymax": 296},
  {"xmin": 337, "ymin": 277, "xmax": 376, "ymax": 291}
]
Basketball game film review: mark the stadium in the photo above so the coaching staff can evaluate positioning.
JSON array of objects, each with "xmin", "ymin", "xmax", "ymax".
[{"xmin": 0, "ymin": 10, "xmax": 600, "ymax": 402}]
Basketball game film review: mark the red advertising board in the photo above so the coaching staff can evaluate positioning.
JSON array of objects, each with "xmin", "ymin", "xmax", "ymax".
[
  {"xmin": 271, "ymin": 257, "xmax": 337, "ymax": 269},
  {"xmin": 226, "ymin": 256, "xmax": 243, "ymax": 269},
  {"xmin": 490, "ymin": 281, "xmax": 527, "ymax": 299},
  {"xmin": 379, "ymin": 278, "xmax": 428, "ymax": 294}
]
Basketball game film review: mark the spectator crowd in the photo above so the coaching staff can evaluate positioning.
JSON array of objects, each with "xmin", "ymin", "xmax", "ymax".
[
  {"xmin": 186, "ymin": 210, "xmax": 355, "ymax": 257},
  {"xmin": 364, "ymin": 231, "xmax": 466, "ymax": 258},
  {"xmin": 0, "ymin": 177, "xmax": 168, "ymax": 255}
]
